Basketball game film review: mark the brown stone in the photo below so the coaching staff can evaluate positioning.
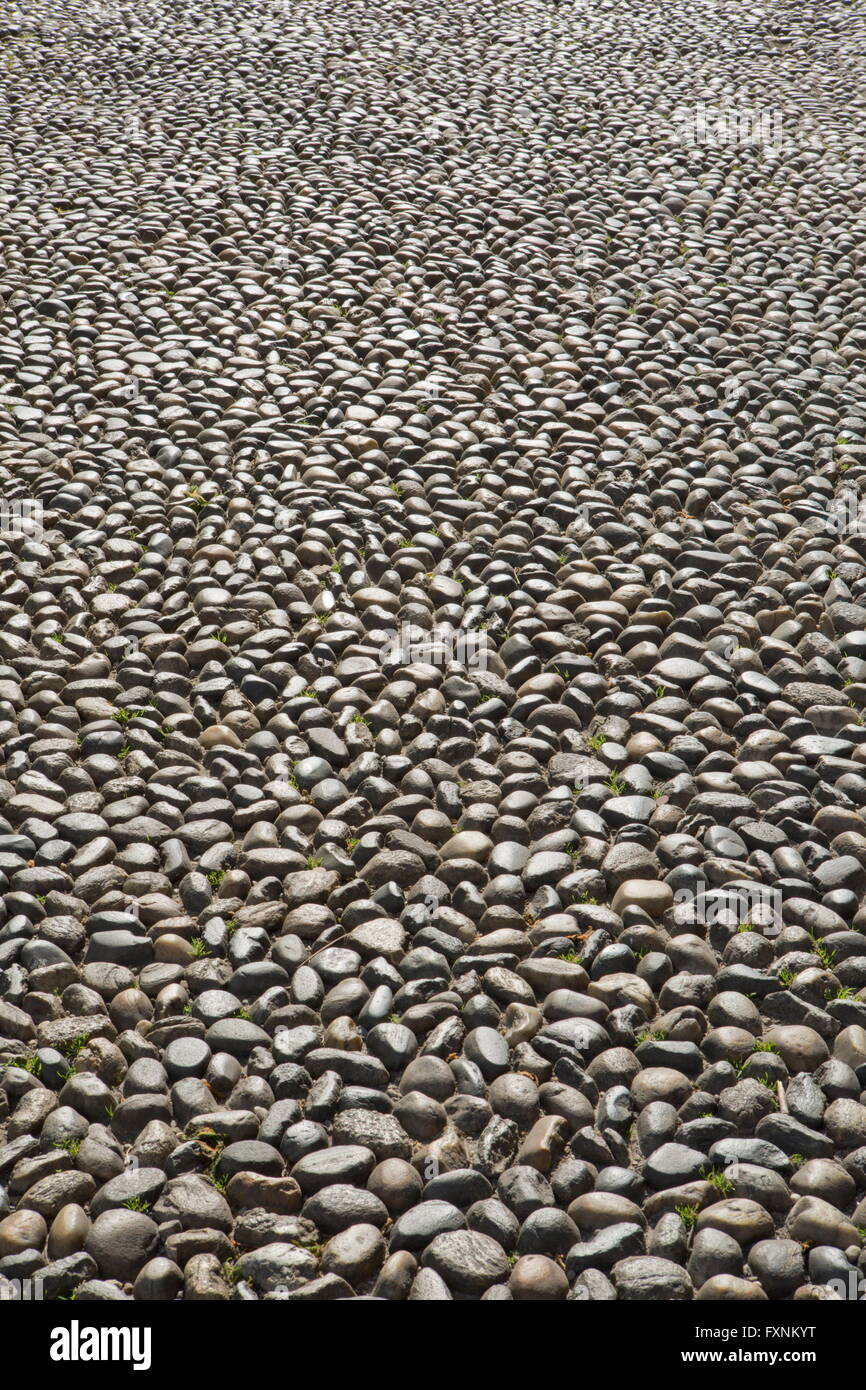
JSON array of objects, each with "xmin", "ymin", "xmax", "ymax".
[
  {"xmin": 47, "ymin": 1203, "xmax": 90, "ymax": 1259},
  {"xmin": 696, "ymin": 1275, "xmax": 768, "ymax": 1300},
  {"xmin": 226, "ymin": 1172, "xmax": 302, "ymax": 1214},
  {"xmin": 367, "ymin": 1159, "xmax": 423, "ymax": 1217},
  {"xmin": 516, "ymin": 1115, "xmax": 568, "ymax": 1173},
  {"xmin": 0, "ymin": 1209, "xmax": 47, "ymax": 1256},
  {"xmin": 183, "ymin": 1252, "xmax": 232, "ymax": 1300},
  {"xmin": 199, "ymin": 724, "xmax": 242, "ymax": 749},
  {"xmin": 509, "ymin": 1253, "xmax": 569, "ymax": 1300}
]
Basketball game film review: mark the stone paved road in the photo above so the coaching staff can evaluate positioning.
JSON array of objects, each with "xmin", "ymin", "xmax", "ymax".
[{"xmin": 1, "ymin": 0, "xmax": 866, "ymax": 1302}]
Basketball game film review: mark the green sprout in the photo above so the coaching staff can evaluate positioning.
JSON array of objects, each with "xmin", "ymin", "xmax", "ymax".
[
  {"xmin": 812, "ymin": 939, "xmax": 836, "ymax": 969},
  {"xmin": 756, "ymin": 1074, "xmax": 780, "ymax": 1104},
  {"xmin": 701, "ymin": 1167, "xmax": 734, "ymax": 1197},
  {"xmin": 62, "ymin": 1034, "xmax": 89, "ymax": 1062}
]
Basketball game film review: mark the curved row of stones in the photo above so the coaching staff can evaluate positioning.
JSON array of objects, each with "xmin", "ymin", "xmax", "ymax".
[{"xmin": 2, "ymin": 0, "xmax": 866, "ymax": 1300}]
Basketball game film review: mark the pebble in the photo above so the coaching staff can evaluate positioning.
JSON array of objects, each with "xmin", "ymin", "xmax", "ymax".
[{"xmin": 1, "ymin": 0, "xmax": 865, "ymax": 1308}]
